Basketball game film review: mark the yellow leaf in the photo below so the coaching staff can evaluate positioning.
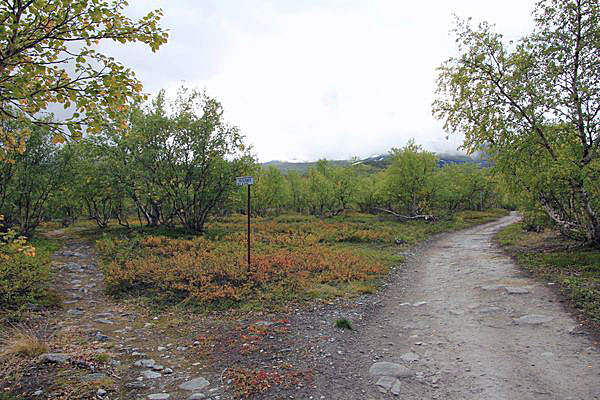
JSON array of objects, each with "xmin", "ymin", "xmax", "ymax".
[{"xmin": 52, "ymin": 134, "xmax": 65, "ymax": 144}]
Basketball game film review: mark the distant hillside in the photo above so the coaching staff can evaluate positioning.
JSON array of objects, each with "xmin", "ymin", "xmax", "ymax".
[
  {"xmin": 262, "ymin": 159, "xmax": 350, "ymax": 173},
  {"xmin": 262, "ymin": 152, "xmax": 489, "ymax": 173}
]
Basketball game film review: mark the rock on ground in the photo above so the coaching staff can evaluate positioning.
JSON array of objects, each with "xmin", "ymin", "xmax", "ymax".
[{"xmin": 178, "ymin": 377, "xmax": 210, "ymax": 391}]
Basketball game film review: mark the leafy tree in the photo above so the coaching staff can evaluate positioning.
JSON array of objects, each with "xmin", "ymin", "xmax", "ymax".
[
  {"xmin": 306, "ymin": 160, "xmax": 336, "ymax": 216},
  {"xmin": 383, "ymin": 141, "xmax": 438, "ymax": 216},
  {"xmin": 124, "ymin": 87, "xmax": 252, "ymax": 232},
  {"xmin": 71, "ymin": 135, "xmax": 129, "ymax": 228},
  {"xmin": 0, "ymin": 120, "xmax": 73, "ymax": 234},
  {"xmin": 431, "ymin": 163, "xmax": 493, "ymax": 213},
  {"xmin": 433, "ymin": 0, "xmax": 599, "ymax": 245},
  {"xmin": 355, "ymin": 172, "xmax": 385, "ymax": 213},
  {"xmin": 286, "ymin": 170, "xmax": 309, "ymax": 213},
  {"xmin": 331, "ymin": 166, "xmax": 355, "ymax": 212},
  {"xmin": 251, "ymin": 166, "xmax": 289, "ymax": 216},
  {"xmin": 0, "ymin": 0, "xmax": 168, "ymax": 161}
]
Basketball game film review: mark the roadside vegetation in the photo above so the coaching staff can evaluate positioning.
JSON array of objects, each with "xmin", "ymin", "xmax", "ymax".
[
  {"xmin": 498, "ymin": 221, "xmax": 600, "ymax": 327},
  {"xmin": 0, "ymin": 221, "xmax": 62, "ymax": 320},
  {"xmin": 94, "ymin": 209, "xmax": 507, "ymax": 311}
]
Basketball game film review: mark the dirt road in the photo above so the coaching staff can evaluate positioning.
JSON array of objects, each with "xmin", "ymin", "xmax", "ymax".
[{"xmin": 319, "ymin": 212, "xmax": 599, "ymax": 400}]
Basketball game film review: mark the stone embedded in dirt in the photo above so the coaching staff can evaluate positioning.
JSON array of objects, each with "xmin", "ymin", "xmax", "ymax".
[
  {"xmin": 369, "ymin": 362, "xmax": 412, "ymax": 378},
  {"xmin": 147, "ymin": 394, "xmax": 170, "ymax": 399},
  {"xmin": 152, "ymin": 365, "xmax": 164, "ymax": 371},
  {"xmin": 513, "ymin": 314, "xmax": 554, "ymax": 325},
  {"xmin": 95, "ymin": 318, "xmax": 114, "ymax": 324},
  {"xmin": 33, "ymin": 390, "xmax": 43, "ymax": 396},
  {"xmin": 390, "ymin": 379, "xmax": 402, "ymax": 395},
  {"xmin": 567, "ymin": 326, "xmax": 587, "ymax": 335},
  {"xmin": 412, "ymin": 301, "xmax": 428, "ymax": 307},
  {"xmin": 81, "ymin": 373, "xmax": 108, "ymax": 382},
  {"xmin": 94, "ymin": 332, "xmax": 111, "ymax": 342},
  {"xmin": 163, "ymin": 368, "xmax": 174, "ymax": 374},
  {"xmin": 67, "ymin": 308, "xmax": 85, "ymax": 316},
  {"xmin": 40, "ymin": 353, "xmax": 69, "ymax": 364},
  {"xmin": 60, "ymin": 250, "xmax": 84, "ymax": 257},
  {"xmin": 376, "ymin": 376, "xmax": 398, "ymax": 393},
  {"xmin": 125, "ymin": 381, "xmax": 146, "ymax": 389},
  {"xmin": 479, "ymin": 306, "xmax": 502, "ymax": 314},
  {"xmin": 142, "ymin": 370, "xmax": 162, "ymax": 379},
  {"xmin": 400, "ymin": 352, "xmax": 420, "ymax": 363},
  {"xmin": 541, "ymin": 352, "xmax": 554, "ymax": 358},
  {"xmin": 481, "ymin": 284, "xmax": 503, "ymax": 291},
  {"xmin": 63, "ymin": 262, "xmax": 84, "ymax": 272},
  {"xmin": 188, "ymin": 394, "xmax": 206, "ymax": 400},
  {"xmin": 179, "ymin": 377, "xmax": 210, "ymax": 391},
  {"xmin": 176, "ymin": 346, "xmax": 188, "ymax": 351},
  {"xmin": 134, "ymin": 359, "xmax": 156, "ymax": 368},
  {"xmin": 505, "ymin": 286, "xmax": 529, "ymax": 294},
  {"xmin": 157, "ymin": 346, "xmax": 167, "ymax": 351},
  {"xmin": 97, "ymin": 388, "xmax": 107, "ymax": 396},
  {"xmin": 255, "ymin": 320, "xmax": 274, "ymax": 326}
]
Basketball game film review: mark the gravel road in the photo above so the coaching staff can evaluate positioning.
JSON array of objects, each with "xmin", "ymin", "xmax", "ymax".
[{"xmin": 319, "ymin": 212, "xmax": 599, "ymax": 400}]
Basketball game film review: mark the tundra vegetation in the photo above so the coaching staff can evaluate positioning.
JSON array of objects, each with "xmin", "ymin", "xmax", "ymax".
[{"xmin": 0, "ymin": 0, "xmax": 596, "ymax": 325}]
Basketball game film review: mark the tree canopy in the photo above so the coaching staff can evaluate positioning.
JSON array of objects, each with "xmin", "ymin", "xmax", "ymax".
[
  {"xmin": 0, "ymin": 0, "xmax": 168, "ymax": 161},
  {"xmin": 433, "ymin": 0, "xmax": 599, "ymax": 245}
]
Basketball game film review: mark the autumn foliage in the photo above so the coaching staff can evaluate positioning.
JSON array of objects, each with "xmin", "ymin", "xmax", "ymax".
[{"xmin": 98, "ymin": 218, "xmax": 386, "ymax": 306}]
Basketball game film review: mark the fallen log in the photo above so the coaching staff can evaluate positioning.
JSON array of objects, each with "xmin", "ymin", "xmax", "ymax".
[{"xmin": 374, "ymin": 208, "xmax": 436, "ymax": 222}]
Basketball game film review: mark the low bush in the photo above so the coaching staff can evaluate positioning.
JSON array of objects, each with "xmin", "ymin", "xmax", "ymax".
[
  {"xmin": 0, "ymin": 231, "xmax": 61, "ymax": 319},
  {"xmin": 101, "ymin": 234, "xmax": 384, "ymax": 307},
  {"xmin": 98, "ymin": 210, "xmax": 508, "ymax": 310}
]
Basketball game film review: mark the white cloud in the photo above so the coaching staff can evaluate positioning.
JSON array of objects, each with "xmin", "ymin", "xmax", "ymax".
[{"xmin": 108, "ymin": 0, "xmax": 536, "ymax": 161}]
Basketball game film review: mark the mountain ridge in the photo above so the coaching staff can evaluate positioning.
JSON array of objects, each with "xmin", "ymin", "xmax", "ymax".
[{"xmin": 261, "ymin": 152, "xmax": 489, "ymax": 173}]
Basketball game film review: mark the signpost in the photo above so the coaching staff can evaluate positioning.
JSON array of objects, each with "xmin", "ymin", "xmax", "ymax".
[{"xmin": 236, "ymin": 176, "xmax": 254, "ymax": 268}]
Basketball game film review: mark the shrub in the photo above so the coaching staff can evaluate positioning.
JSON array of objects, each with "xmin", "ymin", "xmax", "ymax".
[
  {"xmin": 521, "ymin": 210, "xmax": 553, "ymax": 233},
  {"xmin": 0, "ymin": 224, "xmax": 61, "ymax": 319},
  {"xmin": 102, "ymin": 234, "xmax": 383, "ymax": 306},
  {"xmin": 0, "ymin": 253, "xmax": 52, "ymax": 316},
  {"xmin": 335, "ymin": 318, "xmax": 353, "ymax": 330}
]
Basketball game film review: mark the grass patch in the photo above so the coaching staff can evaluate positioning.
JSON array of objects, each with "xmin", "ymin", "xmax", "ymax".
[
  {"xmin": 498, "ymin": 222, "xmax": 600, "ymax": 325},
  {"xmin": 335, "ymin": 318, "xmax": 353, "ymax": 330},
  {"xmin": 0, "ymin": 329, "xmax": 48, "ymax": 359},
  {"xmin": 94, "ymin": 210, "xmax": 508, "ymax": 311}
]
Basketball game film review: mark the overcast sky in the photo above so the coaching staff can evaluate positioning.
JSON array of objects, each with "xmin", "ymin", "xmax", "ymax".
[{"xmin": 104, "ymin": 0, "xmax": 536, "ymax": 162}]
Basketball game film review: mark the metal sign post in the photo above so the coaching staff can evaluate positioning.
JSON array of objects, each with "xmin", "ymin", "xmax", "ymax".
[{"xmin": 236, "ymin": 176, "xmax": 254, "ymax": 268}]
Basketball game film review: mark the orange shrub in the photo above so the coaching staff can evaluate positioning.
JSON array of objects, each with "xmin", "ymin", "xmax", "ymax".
[{"xmin": 100, "ymin": 226, "xmax": 384, "ymax": 306}]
